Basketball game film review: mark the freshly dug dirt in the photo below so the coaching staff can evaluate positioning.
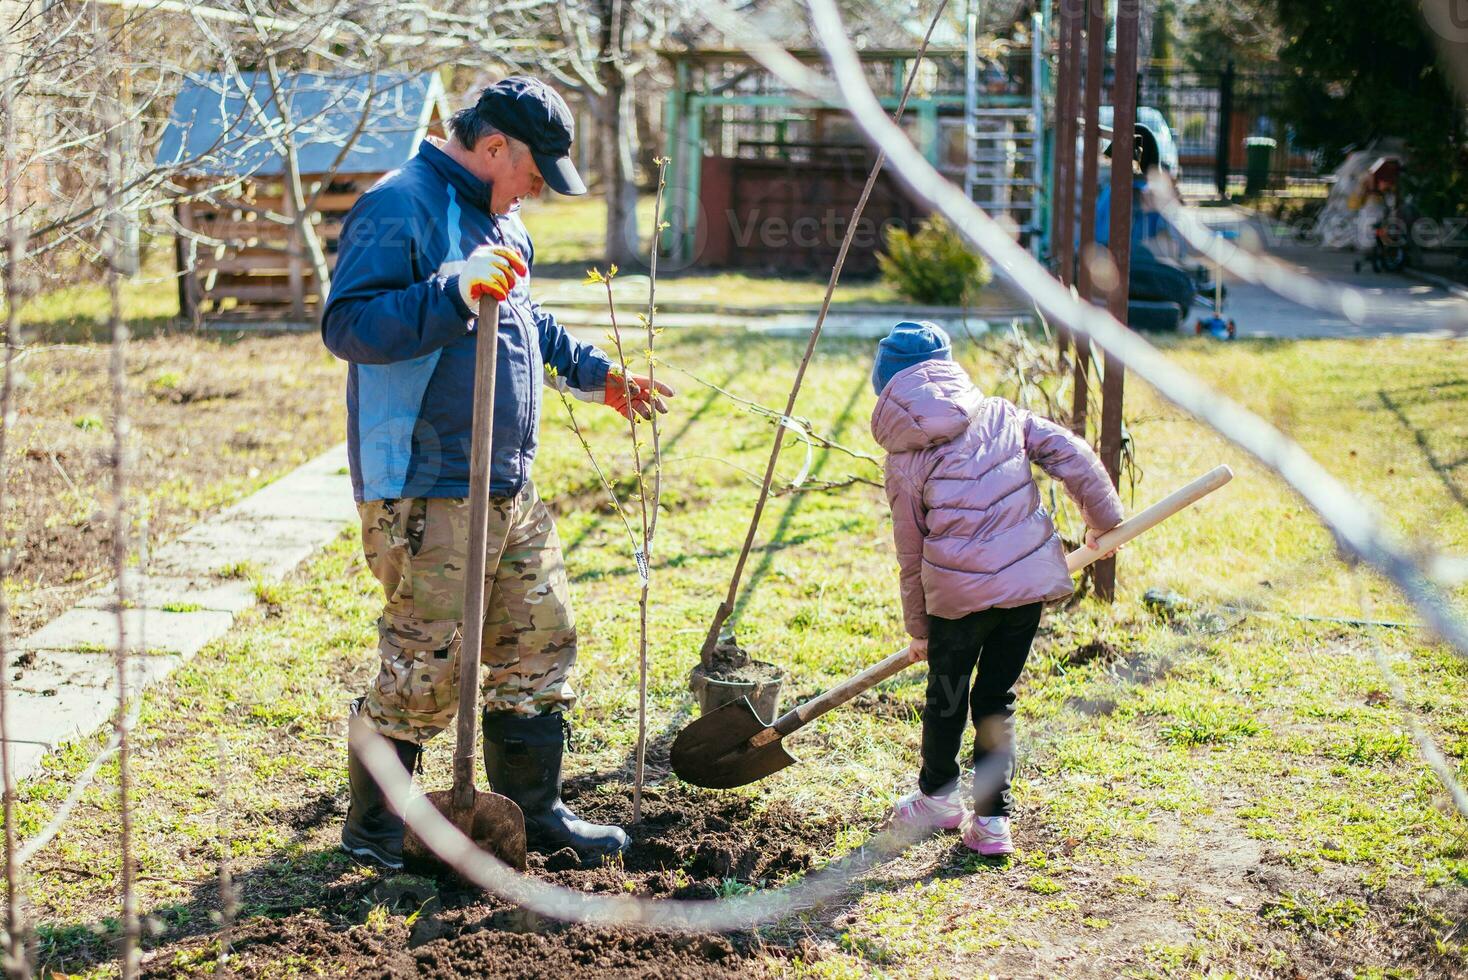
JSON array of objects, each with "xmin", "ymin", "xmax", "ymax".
[
  {"xmin": 141, "ymin": 783, "xmax": 845, "ymax": 979},
  {"xmin": 158, "ymin": 913, "xmax": 750, "ymax": 980},
  {"xmin": 698, "ymin": 659, "xmax": 786, "ymax": 686},
  {"xmin": 1065, "ymin": 639, "xmax": 1124, "ymax": 668},
  {"xmin": 698, "ymin": 637, "xmax": 785, "ymax": 685},
  {"xmin": 7, "ymin": 334, "xmax": 345, "ymax": 634}
]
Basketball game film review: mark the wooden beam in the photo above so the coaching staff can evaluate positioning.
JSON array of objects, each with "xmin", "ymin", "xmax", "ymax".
[
  {"xmin": 1094, "ymin": 0, "xmax": 1140, "ymax": 602},
  {"xmin": 1055, "ymin": 0, "xmax": 1082, "ymax": 291},
  {"xmin": 1072, "ymin": 0, "xmax": 1106, "ymax": 436},
  {"xmin": 212, "ymin": 282, "xmax": 324, "ymax": 303},
  {"xmin": 1052, "ymin": 0, "xmax": 1083, "ymax": 359}
]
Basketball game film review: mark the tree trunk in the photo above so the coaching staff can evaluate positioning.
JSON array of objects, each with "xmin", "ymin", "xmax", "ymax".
[
  {"xmin": 632, "ymin": 78, "xmax": 660, "ymax": 190},
  {"xmin": 264, "ymin": 55, "xmax": 332, "ymax": 313},
  {"xmin": 599, "ymin": 0, "xmax": 639, "ymax": 267}
]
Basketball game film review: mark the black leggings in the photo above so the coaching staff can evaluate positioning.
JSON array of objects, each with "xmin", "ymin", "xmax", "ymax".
[{"xmin": 918, "ymin": 602, "xmax": 1043, "ymax": 817}]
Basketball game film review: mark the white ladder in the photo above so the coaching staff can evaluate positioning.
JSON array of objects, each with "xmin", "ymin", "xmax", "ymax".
[
  {"xmin": 965, "ymin": 106, "xmax": 1042, "ymax": 220},
  {"xmin": 964, "ymin": 6, "xmax": 1046, "ymax": 243}
]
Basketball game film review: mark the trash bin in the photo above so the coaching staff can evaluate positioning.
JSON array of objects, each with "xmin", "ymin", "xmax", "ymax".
[{"xmin": 1244, "ymin": 136, "xmax": 1277, "ymax": 196}]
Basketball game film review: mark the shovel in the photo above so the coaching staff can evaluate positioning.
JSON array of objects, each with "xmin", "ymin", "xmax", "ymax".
[
  {"xmin": 671, "ymin": 465, "xmax": 1234, "ymax": 790},
  {"xmin": 402, "ymin": 296, "xmax": 528, "ymax": 871}
]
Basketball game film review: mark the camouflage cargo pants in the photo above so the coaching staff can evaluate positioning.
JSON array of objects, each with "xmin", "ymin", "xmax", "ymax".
[{"xmin": 357, "ymin": 481, "xmax": 577, "ymax": 745}]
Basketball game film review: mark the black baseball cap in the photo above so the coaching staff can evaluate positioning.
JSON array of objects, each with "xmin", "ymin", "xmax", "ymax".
[
  {"xmin": 476, "ymin": 76, "xmax": 587, "ymax": 196},
  {"xmin": 1103, "ymin": 123, "xmax": 1160, "ymax": 173}
]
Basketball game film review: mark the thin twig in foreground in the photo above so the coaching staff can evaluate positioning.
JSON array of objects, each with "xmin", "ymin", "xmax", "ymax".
[
  {"xmin": 593, "ymin": 263, "xmax": 654, "ymax": 823},
  {"xmin": 0, "ymin": 40, "xmax": 31, "ymax": 980},
  {"xmin": 631, "ymin": 156, "xmax": 669, "ymax": 823},
  {"xmin": 770, "ymin": 475, "xmax": 883, "ymax": 497},
  {"xmin": 554, "ymin": 384, "xmax": 639, "ymax": 554},
  {"xmin": 659, "ymin": 359, "xmax": 881, "ymax": 467},
  {"xmin": 217, "ymin": 735, "xmax": 237, "ymax": 975},
  {"xmin": 103, "ymin": 91, "xmax": 140, "ymax": 980}
]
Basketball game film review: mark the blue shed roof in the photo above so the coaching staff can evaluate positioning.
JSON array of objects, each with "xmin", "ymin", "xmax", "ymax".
[{"xmin": 155, "ymin": 71, "xmax": 447, "ymax": 178}]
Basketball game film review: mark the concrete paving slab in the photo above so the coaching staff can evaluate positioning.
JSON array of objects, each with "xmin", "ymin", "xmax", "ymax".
[
  {"xmin": 218, "ymin": 447, "xmax": 354, "ymax": 524},
  {"xmin": 7, "ymin": 686, "xmax": 121, "ymax": 751},
  {"xmin": 177, "ymin": 513, "xmax": 349, "ymax": 548},
  {"xmin": 16, "ymin": 607, "xmax": 235, "ymax": 657},
  {"xmin": 221, "ymin": 479, "xmax": 357, "ymax": 524},
  {"xmin": 149, "ymin": 535, "xmax": 321, "ymax": 582},
  {"xmin": 9, "ymin": 648, "xmax": 183, "ymax": 695},
  {"xmin": 77, "ymin": 574, "xmax": 258, "ymax": 615},
  {"xmin": 1, "ymin": 740, "xmax": 50, "ymax": 780},
  {"xmin": 8, "ymin": 442, "xmax": 357, "ymax": 785}
]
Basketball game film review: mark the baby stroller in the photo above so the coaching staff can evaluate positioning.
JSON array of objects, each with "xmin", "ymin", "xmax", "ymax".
[{"xmin": 1354, "ymin": 156, "xmax": 1410, "ymax": 274}]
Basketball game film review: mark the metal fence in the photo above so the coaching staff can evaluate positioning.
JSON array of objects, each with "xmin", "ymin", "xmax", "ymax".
[{"xmin": 1139, "ymin": 64, "xmax": 1327, "ymax": 196}]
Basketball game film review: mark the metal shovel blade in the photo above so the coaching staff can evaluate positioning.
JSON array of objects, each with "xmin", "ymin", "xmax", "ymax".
[
  {"xmin": 670, "ymin": 696, "xmax": 798, "ymax": 789},
  {"xmin": 403, "ymin": 787, "xmax": 529, "ymax": 872}
]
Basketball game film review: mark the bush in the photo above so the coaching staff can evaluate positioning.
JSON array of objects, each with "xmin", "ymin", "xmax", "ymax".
[{"xmin": 877, "ymin": 215, "xmax": 992, "ymax": 306}]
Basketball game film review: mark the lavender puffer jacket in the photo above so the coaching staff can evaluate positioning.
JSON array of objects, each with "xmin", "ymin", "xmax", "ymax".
[{"xmin": 872, "ymin": 360, "xmax": 1125, "ymax": 639}]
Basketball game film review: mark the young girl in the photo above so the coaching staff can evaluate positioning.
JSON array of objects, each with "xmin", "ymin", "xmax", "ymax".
[{"xmin": 870, "ymin": 321, "xmax": 1124, "ymax": 855}]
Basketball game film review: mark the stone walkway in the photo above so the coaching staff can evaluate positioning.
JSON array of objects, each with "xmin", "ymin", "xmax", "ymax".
[{"xmin": 6, "ymin": 445, "xmax": 355, "ymax": 783}]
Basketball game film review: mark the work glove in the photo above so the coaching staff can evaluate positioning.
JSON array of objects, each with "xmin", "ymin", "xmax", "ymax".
[
  {"xmin": 458, "ymin": 244, "xmax": 528, "ymax": 308},
  {"xmin": 603, "ymin": 371, "xmax": 674, "ymax": 421}
]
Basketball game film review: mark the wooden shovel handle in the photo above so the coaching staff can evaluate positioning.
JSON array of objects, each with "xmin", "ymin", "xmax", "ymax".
[
  {"xmin": 771, "ymin": 648, "xmax": 913, "ymax": 737},
  {"xmin": 1064, "ymin": 465, "xmax": 1233, "ymax": 573},
  {"xmin": 768, "ymin": 465, "xmax": 1235, "ymax": 743},
  {"xmin": 453, "ymin": 297, "xmax": 501, "ymax": 810}
]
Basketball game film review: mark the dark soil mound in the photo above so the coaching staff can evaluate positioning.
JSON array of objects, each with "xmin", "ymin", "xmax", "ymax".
[
  {"xmin": 142, "ymin": 783, "xmax": 844, "ymax": 978},
  {"xmin": 164, "ymin": 913, "xmax": 751, "ymax": 980},
  {"xmin": 557, "ymin": 781, "xmax": 834, "ymax": 896}
]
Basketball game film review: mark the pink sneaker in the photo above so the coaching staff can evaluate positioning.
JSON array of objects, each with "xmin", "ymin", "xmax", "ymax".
[
  {"xmin": 889, "ymin": 786, "xmax": 964, "ymax": 831},
  {"xmin": 961, "ymin": 814, "xmax": 1014, "ymax": 855}
]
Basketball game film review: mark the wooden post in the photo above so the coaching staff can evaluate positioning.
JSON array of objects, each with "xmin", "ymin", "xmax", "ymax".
[
  {"xmin": 1048, "ymin": 5, "xmax": 1067, "ymax": 277},
  {"xmin": 1094, "ymin": 0, "xmax": 1139, "ymax": 602},
  {"xmin": 1072, "ymin": 0, "xmax": 1104, "ymax": 434},
  {"xmin": 1055, "ymin": 0, "xmax": 1082, "ymax": 290},
  {"xmin": 1214, "ymin": 60, "xmax": 1235, "ymax": 200},
  {"xmin": 173, "ymin": 199, "xmax": 203, "ymax": 326},
  {"xmin": 282, "ymin": 182, "xmax": 305, "ymax": 320},
  {"xmin": 1050, "ymin": 1, "xmax": 1078, "ymax": 353}
]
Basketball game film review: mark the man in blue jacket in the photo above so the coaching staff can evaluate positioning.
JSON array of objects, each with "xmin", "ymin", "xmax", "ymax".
[{"xmin": 322, "ymin": 77, "xmax": 672, "ymax": 870}]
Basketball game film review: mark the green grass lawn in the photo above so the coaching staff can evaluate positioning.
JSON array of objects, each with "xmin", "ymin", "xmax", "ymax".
[
  {"xmin": 10, "ymin": 192, "xmax": 1008, "ymax": 346},
  {"xmin": 16, "ymin": 328, "xmax": 1468, "ymax": 977},
  {"xmin": 517, "ymin": 192, "xmax": 912, "ymax": 309}
]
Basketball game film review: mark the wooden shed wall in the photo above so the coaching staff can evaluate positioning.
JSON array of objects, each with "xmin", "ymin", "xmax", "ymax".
[{"xmin": 175, "ymin": 172, "xmax": 383, "ymax": 320}]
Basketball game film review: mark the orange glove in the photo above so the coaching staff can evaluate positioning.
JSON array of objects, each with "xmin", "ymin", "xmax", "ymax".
[
  {"xmin": 459, "ymin": 244, "xmax": 528, "ymax": 307},
  {"xmin": 604, "ymin": 371, "xmax": 675, "ymax": 421}
]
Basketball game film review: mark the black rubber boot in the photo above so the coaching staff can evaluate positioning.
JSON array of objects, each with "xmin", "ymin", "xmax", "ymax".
[
  {"xmin": 342, "ymin": 698, "xmax": 423, "ymax": 870},
  {"xmin": 482, "ymin": 710, "xmax": 630, "ymax": 865}
]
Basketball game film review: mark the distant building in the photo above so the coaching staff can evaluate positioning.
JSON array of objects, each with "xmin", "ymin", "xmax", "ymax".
[{"xmin": 156, "ymin": 71, "xmax": 449, "ymax": 319}]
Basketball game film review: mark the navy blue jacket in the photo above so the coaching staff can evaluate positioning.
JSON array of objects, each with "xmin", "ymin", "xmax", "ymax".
[{"xmin": 322, "ymin": 139, "xmax": 612, "ymax": 502}]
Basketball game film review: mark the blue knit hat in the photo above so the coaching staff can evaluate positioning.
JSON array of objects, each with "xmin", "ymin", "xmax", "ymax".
[{"xmin": 872, "ymin": 320, "xmax": 952, "ymax": 395}]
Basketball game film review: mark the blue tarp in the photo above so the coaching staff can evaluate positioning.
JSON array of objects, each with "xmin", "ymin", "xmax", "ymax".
[{"xmin": 155, "ymin": 71, "xmax": 442, "ymax": 177}]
